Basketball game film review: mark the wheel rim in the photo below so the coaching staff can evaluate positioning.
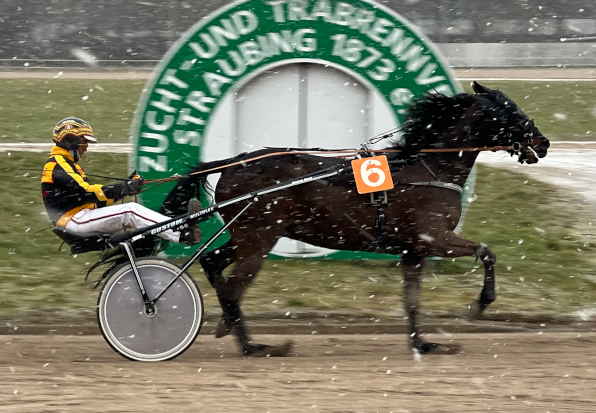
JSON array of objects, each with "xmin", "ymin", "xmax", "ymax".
[{"xmin": 100, "ymin": 264, "xmax": 201, "ymax": 361}]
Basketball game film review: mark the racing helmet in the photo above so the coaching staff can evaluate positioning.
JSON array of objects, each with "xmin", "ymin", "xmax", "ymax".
[{"xmin": 52, "ymin": 117, "xmax": 97, "ymax": 150}]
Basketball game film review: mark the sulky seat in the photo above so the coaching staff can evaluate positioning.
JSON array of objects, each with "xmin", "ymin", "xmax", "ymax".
[{"xmin": 52, "ymin": 227, "xmax": 113, "ymax": 254}]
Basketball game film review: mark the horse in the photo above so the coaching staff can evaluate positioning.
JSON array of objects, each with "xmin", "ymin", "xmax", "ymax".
[{"xmin": 147, "ymin": 82, "xmax": 550, "ymax": 356}]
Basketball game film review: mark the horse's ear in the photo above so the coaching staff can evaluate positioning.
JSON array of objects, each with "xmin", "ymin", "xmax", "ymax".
[{"xmin": 472, "ymin": 81, "xmax": 494, "ymax": 95}]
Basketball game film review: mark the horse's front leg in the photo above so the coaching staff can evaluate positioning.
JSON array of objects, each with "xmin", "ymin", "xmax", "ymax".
[
  {"xmin": 467, "ymin": 243, "xmax": 497, "ymax": 320},
  {"xmin": 401, "ymin": 252, "xmax": 459, "ymax": 354},
  {"xmin": 417, "ymin": 230, "xmax": 497, "ymax": 320}
]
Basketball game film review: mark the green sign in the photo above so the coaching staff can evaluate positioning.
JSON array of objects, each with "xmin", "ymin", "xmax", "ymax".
[{"xmin": 131, "ymin": 0, "xmax": 462, "ymax": 257}]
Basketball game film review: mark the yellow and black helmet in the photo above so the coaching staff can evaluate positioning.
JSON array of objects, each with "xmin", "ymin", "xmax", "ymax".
[{"xmin": 52, "ymin": 117, "xmax": 97, "ymax": 149}]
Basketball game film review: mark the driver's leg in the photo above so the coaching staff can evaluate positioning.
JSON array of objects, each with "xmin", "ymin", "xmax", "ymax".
[{"xmin": 65, "ymin": 203, "xmax": 180, "ymax": 243}]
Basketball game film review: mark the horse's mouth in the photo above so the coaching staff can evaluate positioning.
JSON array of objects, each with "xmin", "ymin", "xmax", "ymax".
[
  {"xmin": 519, "ymin": 153, "xmax": 536, "ymax": 164},
  {"xmin": 519, "ymin": 144, "xmax": 547, "ymax": 164},
  {"xmin": 521, "ymin": 137, "xmax": 549, "ymax": 164}
]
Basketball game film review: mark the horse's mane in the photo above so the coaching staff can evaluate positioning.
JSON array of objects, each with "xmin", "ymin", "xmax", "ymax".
[{"xmin": 392, "ymin": 92, "xmax": 477, "ymax": 159}]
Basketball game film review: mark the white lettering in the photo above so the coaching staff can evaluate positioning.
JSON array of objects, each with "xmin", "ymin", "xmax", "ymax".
[
  {"xmin": 177, "ymin": 108, "xmax": 205, "ymax": 126},
  {"xmin": 174, "ymin": 130, "xmax": 201, "ymax": 146},
  {"xmin": 160, "ymin": 69, "xmax": 189, "ymax": 89},
  {"xmin": 185, "ymin": 91, "xmax": 216, "ymax": 113},
  {"xmin": 381, "ymin": 28, "xmax": 414, "ymax": 57},
  {"xmin": 150, "ymin": 88, "xmax": 182, "ymax": 113},
  {"xmin": 258, "ymin": 31, "xmax": 295, "ymax": 55},
  {"xmin": 332, "ymin": 2, "xmax": 355, "ymax": 26},
  {"xmin": 217, "ymin": 51, "xmax": 247, "ymax": 76},
  {"xmin": 288, "ymin": 0, "xmax": 310, "ymax": 21},
  {"xmin": 150, "ymin": 218, "xmax": 185, "ymax": 235},
  {"xmin": 390, "ymin": 88, "xmax": 414, "ymax": 107},
  {"xmin": 415, "ymin": 63, "xmax": 447, "ymax": 85},
  {"xmin": 202, "ymin": 72, "xmax": 233, "ymax": 96},
  {"xmin": 238, "ymin": 41, "xmax": 267, "ymax": 65},
  {"xmin": 367, "ymin": 18, "xmax": 393, "ymax": 43},
  {"xmin": 267, "ymin": 0, "xmax": 287, "ymax": 23},
  {"xmin": 208, "ymin": 18, "xmax": 239, "ymax": 47},
  {"xmin": 189, "ymin": 34, "xmax": 219, "ymax": 59},
  {"xmin": 349, "ymin": 9, "xmax": 375, "ymax": 34},
  {"xmin": 145, "ymin": 111, "xmax": 175, "ymax": 132},
  {"xmin": 310, "ymin": 0, "xmax": 332, "ymax": 22},
  {"xmin": 139, "ymin": 156, "xmax": 167, "ymax": 173},
  {"xmin": 367, "ymin": 58, "xmax": 395, "ymax": 81},
  {"xmin": 139, "ymin": 132, "xmax": 169, "ymax": 153},
  {"xmin": 399, "ymin": 44, "xmax": 431, "ymax": 72},
  {"xmin": 295, "ymin": 28, "xmax": 317, "ymax": 52},
  {"xmin": 232, "ymin": 10, "xmax": 259, "ymax": 35},
  {"xmin": 433, "ymin": 84, "xmax": 454, "ymax": 96}
]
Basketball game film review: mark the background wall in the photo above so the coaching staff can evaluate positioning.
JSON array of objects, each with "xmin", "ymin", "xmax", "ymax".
[{"xmin": 1, "ymin": 0, "xmax": 594, "ymax": 68}]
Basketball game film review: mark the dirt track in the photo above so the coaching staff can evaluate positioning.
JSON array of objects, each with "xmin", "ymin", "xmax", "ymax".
[{"xmin": 1, "ymin": 332, "xmax": 595, "ymax": 412}]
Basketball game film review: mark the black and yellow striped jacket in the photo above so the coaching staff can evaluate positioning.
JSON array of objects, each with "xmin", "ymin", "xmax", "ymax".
[{"xmin": 41, "ymin": 146, "xmax": 120, "ymax": 226}]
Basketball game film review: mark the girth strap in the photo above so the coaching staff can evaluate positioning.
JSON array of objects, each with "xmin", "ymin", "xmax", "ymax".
[
  {"xmin": 367, "ymin": 191, "xmax": 388, "ymax": 252},
  {"xmin": 407, "ymin": 181, "xmax": 463, "ymax": 193}
]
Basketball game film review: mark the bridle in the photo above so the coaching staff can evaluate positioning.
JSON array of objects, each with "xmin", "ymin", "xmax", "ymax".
[{"xmin": 508, "ymin": 131, "xmax": 547, "ymax": 164}]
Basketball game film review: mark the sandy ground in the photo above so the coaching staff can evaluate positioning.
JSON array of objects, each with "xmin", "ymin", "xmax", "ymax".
[{"xmin": 0, "ymin": 332, "xmax": 595, "ymax": 412}]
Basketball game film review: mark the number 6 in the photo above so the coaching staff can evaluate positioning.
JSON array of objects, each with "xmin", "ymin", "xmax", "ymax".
[{"xmin": 361, "ymin": 159, "xmax": 386, "ymax": 187}]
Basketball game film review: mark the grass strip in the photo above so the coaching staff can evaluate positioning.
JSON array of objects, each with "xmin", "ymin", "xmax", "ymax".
[
  {"xmin": 0, "ymin": 79, "xmax": 144, "ymax": 142},
  {"xmin": 1, "ymin": 79, "xmax": 594, "ymax": 142}
]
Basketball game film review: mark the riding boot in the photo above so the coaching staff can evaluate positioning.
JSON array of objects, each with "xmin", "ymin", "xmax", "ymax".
[{"xmin": 180, "ymin": 198, "xmax": 203, "ymax": 245}]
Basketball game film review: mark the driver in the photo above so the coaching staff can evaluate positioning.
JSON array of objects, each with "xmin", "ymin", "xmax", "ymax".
[{"xmin": 41, "ymin": 117, "xmax": 201, "ymax": 245}]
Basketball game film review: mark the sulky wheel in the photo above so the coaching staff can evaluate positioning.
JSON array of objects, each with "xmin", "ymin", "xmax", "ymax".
[{"xmin": 97, "ymin": 258, "xmax": 203, "ymax": 361}]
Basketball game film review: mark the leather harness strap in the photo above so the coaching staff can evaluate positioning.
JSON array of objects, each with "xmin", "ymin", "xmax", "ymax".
[{"xmin": 142, "ymin": 146, "xmax": 511, "ymax": 185}]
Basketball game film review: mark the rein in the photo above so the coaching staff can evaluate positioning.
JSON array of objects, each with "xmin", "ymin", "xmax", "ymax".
[{"xmin": 141, "ymin": 145, "xmax": 511, "ymax": 188}]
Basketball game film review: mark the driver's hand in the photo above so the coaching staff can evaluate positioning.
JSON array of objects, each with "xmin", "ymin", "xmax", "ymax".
[
  {"xmin": 125, "ymin": 177, "xmax": 145, "ymax": 195},
  {"xmin": 128, "ymin": 170, "xmax": 142, "ymax": 180}
]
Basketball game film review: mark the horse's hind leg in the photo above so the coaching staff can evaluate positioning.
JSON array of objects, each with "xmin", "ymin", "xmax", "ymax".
[
  {"xmin": 223, "ymin": 241, "xmax": 293, "ymax": 357},
  {"xmin": 467, "ymin": 243, "xmax": 497, "ymax": 320},
  {"xmin": 198, "ymin": 239, "xmax": 237, "ymax": 338},
  {"xmin": 401, "ymin": 251, "xmax": 459, "ymax": 354},
  {"xmin": 401, "ymin": 252, "xmax": 425, "ymax": 351}
]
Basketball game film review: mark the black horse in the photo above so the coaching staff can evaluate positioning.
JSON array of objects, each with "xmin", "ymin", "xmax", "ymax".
[{"xmin": 147, "ymin": 82, "xmax": 549, "ymax": 356}]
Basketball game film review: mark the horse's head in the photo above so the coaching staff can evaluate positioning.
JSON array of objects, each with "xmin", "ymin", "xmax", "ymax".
[{"xmin": 472, "ymin": 81, "xmax": 550, "ymax": 164}]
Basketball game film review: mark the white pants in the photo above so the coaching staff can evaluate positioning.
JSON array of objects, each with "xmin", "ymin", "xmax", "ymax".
[{"xmin": 64, "ymin": 203, "xmax": 180, "ymax": 243}]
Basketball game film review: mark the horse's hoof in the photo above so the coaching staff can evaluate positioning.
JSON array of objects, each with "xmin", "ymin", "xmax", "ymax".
[
  {"xmin": 467, "ymin": 300, "xmax": 483, "ymax": 320},
  {"xmin": 214, "ymin": 317, "xmax": 234, "ymax": 338},
  {"xmin": 248, "ymin": 340, "xmax": 295, "ymax": 357},
  {"xmin": 415, "ymin": 342, "xmax": 462, "ymax": 355}
]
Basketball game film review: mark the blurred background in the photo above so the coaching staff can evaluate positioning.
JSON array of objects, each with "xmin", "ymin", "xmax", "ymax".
[
  {"xmin": 0, "ymin": 0, "xmax": 594, "ymax": 67},
  {"xmin": 1, "ymin": 0, "xmax": 595, "ymax": 327}
]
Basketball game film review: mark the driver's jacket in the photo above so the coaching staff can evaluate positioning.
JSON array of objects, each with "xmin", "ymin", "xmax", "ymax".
[{"xmin": 41, "ymin": 146, "xmax": 117, "ymax": 227}]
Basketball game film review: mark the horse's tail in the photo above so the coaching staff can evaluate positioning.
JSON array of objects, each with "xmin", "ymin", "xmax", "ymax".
[{"xmin": 159, "ymin": 153, "xmax": 247, "ymax": 217}]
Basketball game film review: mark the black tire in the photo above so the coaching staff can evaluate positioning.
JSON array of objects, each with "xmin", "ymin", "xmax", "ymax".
[{"xmin": 97, "ymin": 258, "xmax": 203, "ymax": 361}]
